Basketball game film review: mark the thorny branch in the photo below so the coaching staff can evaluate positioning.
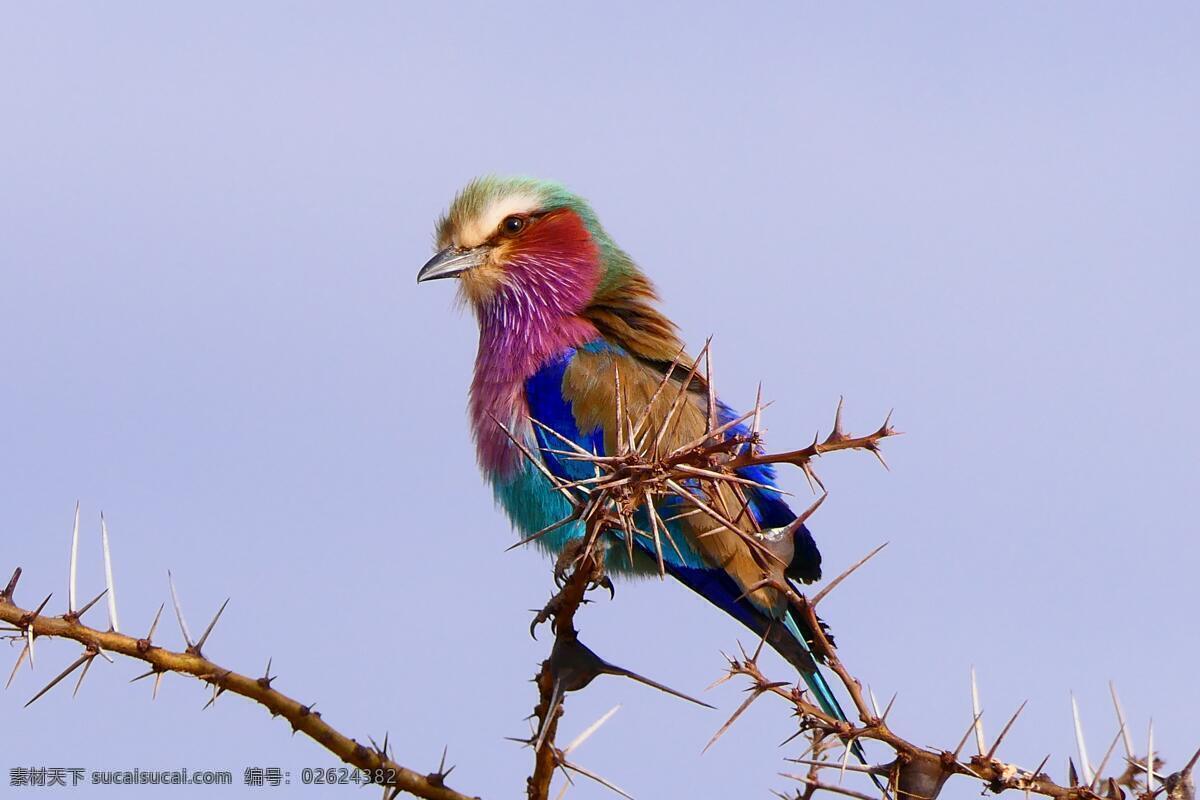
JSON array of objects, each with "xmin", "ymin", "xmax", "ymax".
[
  {"xmin": 505, "ymin": 343, "xmax": 1193, "ymax": 800},
  {"xmin": 0, "ymin": 564, "xmax": 477, "ymax": 800},
  {"xmin": 502, "ymin": 342, "xmax": 902, "ymax": 799},
  {"xmin": 8, "ymin": 341, "xmax": 1190, "ymax": 800}
]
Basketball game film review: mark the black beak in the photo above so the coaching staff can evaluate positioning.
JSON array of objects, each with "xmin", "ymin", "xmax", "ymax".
[{"xmin": 417, "ymin": 246, "xmax": 487, "ymax": 283}]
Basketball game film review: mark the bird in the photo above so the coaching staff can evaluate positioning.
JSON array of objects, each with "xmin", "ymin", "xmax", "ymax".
[{"xmin": 417, "ymin": 175, "xmax": 853, "ymax": 735}]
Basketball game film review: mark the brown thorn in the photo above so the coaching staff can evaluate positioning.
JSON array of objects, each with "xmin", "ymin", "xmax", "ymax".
[
  {"xmin": 129, "ymin": 667, "xmax": 157, "ymax": 683},
  {"xmin": 702, "ymin": 688, "xmax": 764, "ymax": 753},
  {"xmin": 1181, "ymin": 745, "xmax": 1200, "ymax": 777},
  {"xmin": 72, "ymin": 652, "xmax": 96, "ymax": 698},
  {"xmin": 783, "ymin": 773, "xmax": 878, "ymax": 800},
  {"xmin": 524, "ymin": 416, "xmax": 592, "ymax": 459},
  {"xmin": 952, "ymin": 709, "xmax": 986, "ymax": 759},
  {"xmin": 506, "ymin": 510, "xmax": 584, "ymax": 553},
  {"xmin": 612, "ymin": 361, "xmax": 626, "ymax": 454},
  {"xmin": 672, "ymin": 403, "xmax": 772, "ymax": 457},
  {"xmin": 557, "ymin": 757, "xmax": 634, "ymax": 800},
  {"xmin": 193, "ymin": 598, "xmax": 230, "ymax": 653},
  {"xmin": 146, "ymin": 602, "xmax": 165, "ymax": 641},
  {"xmin": 654, "ymin": 342, "xmax": 708, "ymax": 453},
  {"xmin": 632, "ymin": 346, "xmax": 686, "ymax": 452},
  {"xmin": 704, "ymin": 339, "xmax": 717, "ymax": 437},
  {"xmin": 828, "ymin": 396, "xmax": 846, "ymax": 442},
  {"xmin": 880, "ymin": 691, "xmax": 897, "ymax": 723},
  {"xmin": 6, "ymin": 641, "xmax": 30, "ymax": 689},
  {"xmin": 1090, "ymin": 727, "xmax": 1125, "ymax": 791},
  {"xmin": 751, "ymin": 623, "xmax": 771, "ymax": 663},
  {"xmin": 1110, "ymin": 681, "xmax": 1134, "ymax": 759},
  {"xmin": 72, "ymin": 588, "xmax": 108, "ymax": 621},
  {"xmin": 1, "ymin": 567, "xmax": 21, "ymax": 602},
  {"xmin": 750, "ymin": 383, "xmax": 763, "ymax": 441},
  {"xmin": 496, "ymin": 415, "xmax": 584, "ymax": 507},
  {"xmin": 24, "ymin": 651, "xmax": 95, "ymax": 707},
  {"xmin": 663, "ymin": 479, "xmax": 783, "ymax": 567},
  {"xmin": 984, "ymin": 699, "xmax": 1028, "ymax": 761},
  {"xmin": 811, "ymin": 542, "xmax": 888, "ymax": 607},
  {"xmin": 30, "ymin": 592, "xmax": 54, "ymax": 619},
  {"xmin": 673, "ymin": 463, "xmax": 789, "ymax": 495},
  {"xmin": 603, "ymin": 662, "xmax": 714, "ymax": 710},
  {"xmin": 643, "ymin": 490, "xmax": 665, "ymax": 577}
]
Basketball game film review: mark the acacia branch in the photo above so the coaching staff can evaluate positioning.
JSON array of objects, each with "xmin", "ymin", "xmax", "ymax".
[
  {"xmin": 713, "ymin": 576, "xmax": 1196, "ymax": 800},
  {"xmin": 0, "ymin": 570, "xmax": 477, "ymax": 800}
]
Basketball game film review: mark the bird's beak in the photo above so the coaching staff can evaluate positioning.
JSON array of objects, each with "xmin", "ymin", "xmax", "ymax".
[{"xmin": 417, "ymin": 246, "xmax": 487, "ymax": 283}]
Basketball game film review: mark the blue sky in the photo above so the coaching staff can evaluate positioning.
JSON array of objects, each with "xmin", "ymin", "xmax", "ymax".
[{"xmin": 2, "ymin": 3, "xmax": 1197, "ymax": 798}]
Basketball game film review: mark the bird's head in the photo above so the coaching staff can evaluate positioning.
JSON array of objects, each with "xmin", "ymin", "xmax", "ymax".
[
  {"xmin": 419, "ymin": 176, "xmax": 620, "ymax": 310},
  {"xmin": 419, "ymin": 176, "xmax": 681, "ymax": 362}
]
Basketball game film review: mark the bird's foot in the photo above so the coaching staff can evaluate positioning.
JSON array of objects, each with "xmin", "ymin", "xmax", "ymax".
[{"xmin": 552, "ymin": 538, "xmax": 610, "ymax": 594}]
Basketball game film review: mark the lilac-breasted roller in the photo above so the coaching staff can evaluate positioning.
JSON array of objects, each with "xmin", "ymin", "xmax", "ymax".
[{"xmin": 417, "ymin": 176, "xmax": 853, "ymax": 730}]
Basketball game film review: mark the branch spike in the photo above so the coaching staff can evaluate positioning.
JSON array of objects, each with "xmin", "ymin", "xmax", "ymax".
[
  {"xmin": 74, "ymin": 588, "xmax": 108, "ymax": 620},
  {"xmin": 194, "ymin": 597, "xmax": 230, "ymax": 653},
  {"xmin": 1109, "ymin": 681, "xmax": 1134, "ymax": 759},
  {"xmin": 167, "ymin": 570, "xmax": 194, "ymax": 647},
  {"xmin": 6, "ymin": 641, "xmax": 30, "ymax": 689},
  {"xmin": 984, "ymin": 699, "xmax": 1027, "ymax": 760},
  {"xmin": 880, "ymin": 692, "xmax": 898, "ymax": 723},
  {"xmin": 1146, "ymin": 720, "xmax": 1155, "ymax": 789},
  {"xmin": 1090, "ymin": 726, "xmax": 1124, "ymax": 791},
  {"xmin": 146, "ymin": 602, "xmax": 165, "ymax": 641},
  {"xmin": 811, "ymin": 541, "xmax": 887, "ymax": 607},
  {"xmin": 31, "ymin": 591, "xmax": 53, "ymax": 619},
  {"xmin": 72, "ymin": 651, "xmax": 96, "ymax": 697},
  {"xmin": 952, "ymin": 709, "xmax": 985, "ymax": 759},
  {"xmin": 970, "ymin": 666, "xmax": 986, "ymax": 755},
  {"xmin": 25, "ymin": 651, "xmax": 93, "ymax": 707},
  {"xmin": 1, "ymin": 567, "xmax": 21, "ymax": 602},
  {"xmin": 563, "ymin": 705, "xmax": 620, "ymax": 756},
  {"xmin": 558, "ymin": 757, "xmax": 634, "ymax": 800},
  {"xmin": 704, "ymin": 338, "xmax": 717, "ymax": 436},
  {"xmin": 68, "ymin": 501, "xmax": 80, "ymax": 614},
  {"xmin": 101, "ymin": 513, "xmax": 120, "ymax": 633},
  {"xmin": 1072, "ymin": 693, "xmax": 1094, "ymax": 785},
  {"xmin": 702, "ymin": 687, "xmax": 763, "ymax": 754}
]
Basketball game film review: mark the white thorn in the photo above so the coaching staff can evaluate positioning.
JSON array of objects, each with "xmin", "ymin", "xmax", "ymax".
[
  {"xmin": 101, "ymin": 513, "xmax": 120, "ymax": 633},
  {"xmin": 563, "ymin": 705, "xmax": 620, "ymax": 756},
  {"xmin": 1109, "ymin": 681, "xmax": 1134, "ymax": 759},
  {"xmin": 69, "ymin": 501, "xmax": 80, "ymax": 614},
  {"xmin": 167, "ymin": 570, "xmax": 193, "ymax": 646},
  {"xmin": 1071, "ymin": 693, "xmax": 1094, "ymax": 785},
  {"xmin": 1146, "ymin": 720, "xmax": 1155, "ymax": 788},
  {"xmin": 971, "ymin": 666, "xmax": 986, "ymax": 756}
]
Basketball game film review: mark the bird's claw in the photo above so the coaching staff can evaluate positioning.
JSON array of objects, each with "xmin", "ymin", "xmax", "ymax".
[
  {"xmin": 594, "ymin": 574, "xmax": 615, "ymax": 600},
  {"xmin": 552, "ymin": 539, "xmax": 608, "ymax": 590}
]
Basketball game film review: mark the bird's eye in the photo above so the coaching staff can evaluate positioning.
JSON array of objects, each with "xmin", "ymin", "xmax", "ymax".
[{"xmin": 501, "ymin": 215, "xmax": 526, "ymax": 235}]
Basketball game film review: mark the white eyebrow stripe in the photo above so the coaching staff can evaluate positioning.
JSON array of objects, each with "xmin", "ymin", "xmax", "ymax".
[{"xmin": 456, "ymin": 191, "xmax": 543, "ymax": 248}]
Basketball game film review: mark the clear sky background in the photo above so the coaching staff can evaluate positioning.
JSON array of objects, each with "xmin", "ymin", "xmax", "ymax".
[{"xmin": 2, "ymin": 4, "xmax": 1197, "ymax": 798}]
